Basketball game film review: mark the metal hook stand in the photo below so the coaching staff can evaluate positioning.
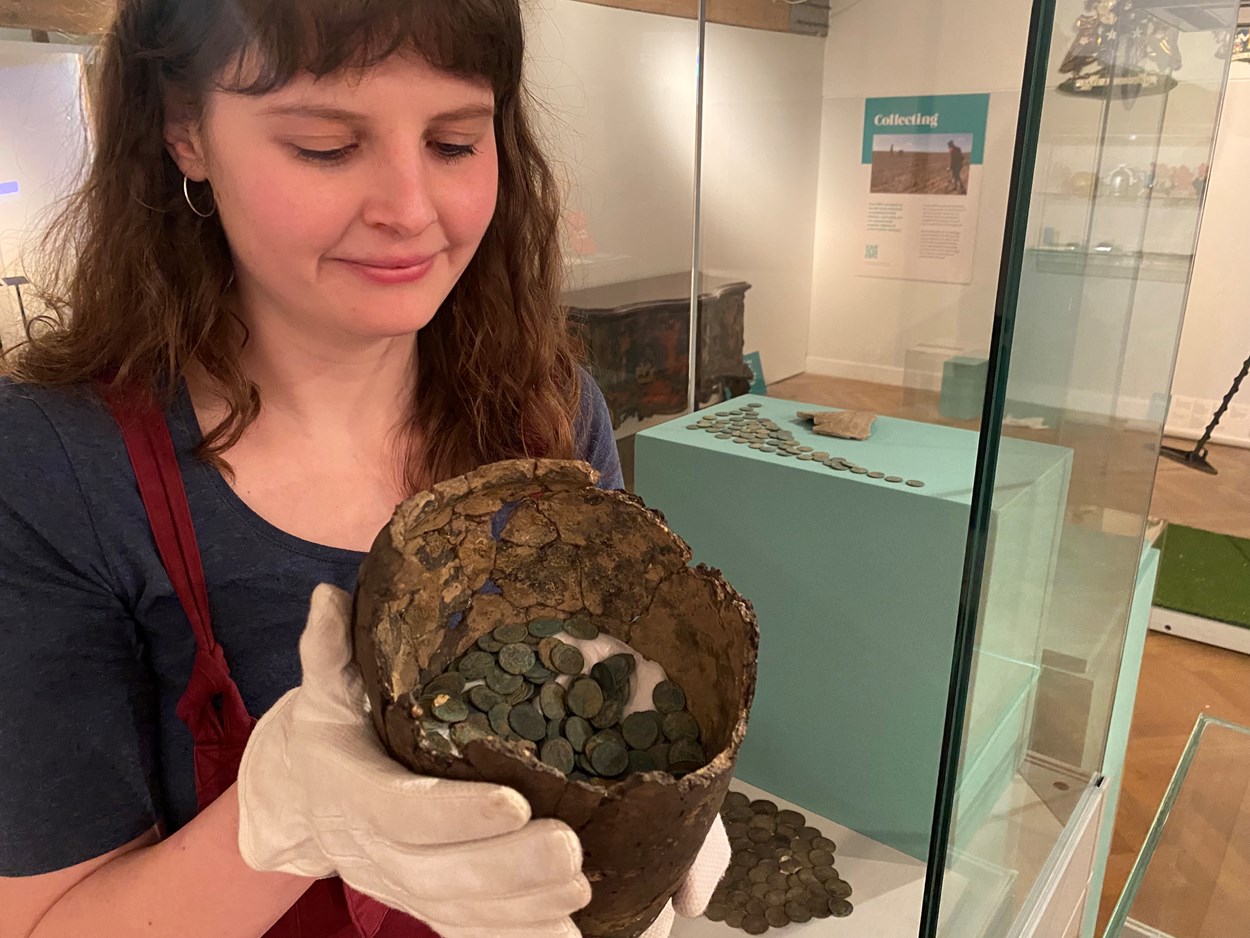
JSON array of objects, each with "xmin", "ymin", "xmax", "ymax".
[
  {"xmin": 1160, "ymin": 351, "xmax": 1250, "ymax": 475},
  {"xmin": 1, "ymin": 276, "xmax": 31, "ymax": 353}
]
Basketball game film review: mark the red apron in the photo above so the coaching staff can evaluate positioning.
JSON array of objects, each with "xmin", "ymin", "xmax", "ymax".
[{"xmin": 102, "ymin": 384, "xmax": 439, "ymax": 938}]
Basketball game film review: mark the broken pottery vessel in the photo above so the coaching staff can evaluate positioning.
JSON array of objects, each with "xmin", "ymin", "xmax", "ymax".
[
  {"xmin": 797, "ymin": 409, "xmax": 877, "ymax": 440},
  {"xmin": 353, "ymin": 459, "xmax": 759, "ymax": 938}
]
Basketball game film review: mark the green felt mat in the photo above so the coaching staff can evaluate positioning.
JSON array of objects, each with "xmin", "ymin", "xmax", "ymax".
[{"xmin": 1154, "ymin": 523, "xmax": 1250, "ymax": 629}]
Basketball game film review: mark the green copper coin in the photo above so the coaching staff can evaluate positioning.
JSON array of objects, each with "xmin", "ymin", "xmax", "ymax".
[
  {"xmin": 587, "ymin": 731, "xmax": 629, "ymax": 777},
  {"xmin": 551, "ymin": 642, "xmax": 586, "ymax": 676},
  {"xmin": 493, "ymin": 623, "xmax": 528, "ymax": 644},
  {"xmin": 468, "ymin": 684, "xmax": 504, "ymax": 713},
  {"xmin": 505, "ymin": 680, "xmax": 535, "ymax": 705},
  {"xmin": 537, "ymin": 637, "xmax": 562, "ymax": 670},
  {"xmin": 812, "ymin": 835, "xmax": 837, "ymax": 852},
  {"xmin": 829, "ymin": 878, "xmax": 852, "ymax": 899},
  {"xmin": 626, "ymin": 750, "xmax": 657, "ymax": 774},
  {"xmin": 829, "ymin": 898, "xmax": 853, "ymax": 918},
  {"xmin": 564, "ymin": 619, "xmax": 599, "ymax": 641},
  {"xmin": 668, "ymin": 738, "xmax": 705, "ymax": 769},
  {"xmin": 488, "ymin": 702, "xmax": 512, "ymax": 735},
  {"xmin": 785, "ymin": 900, "xmax": 812, "ymax": 923},
  {"xmin": 486, "ymin": 665, "xmax": 523, "ymax": 695},
  {"xmin": 809, "ymin": 849, "xmax": 835, "ymax": 867},
  {"xmin": 867, "ymin": 471, "xmax": 885, "ymax": 480},
  {"xmin": 647, "ymin": 742, "xmax": 670, "ymax": 770},
  {"xmin": 566, "ymin": 677, "xmax": 604, "ymax": 719},
  {"xmin": 540, "ymin": 737, "xmax": 576, "ymax": 774},
  {"xmin": 662, "ymin": 710, "xmax": 700, "ymax": 741},
  {"xmin": 476, "ymin": 634, "xmax": 503, "ymax": 653},
  {"xmin": 685, "ymin": 424, "xmax": 700, "ymax": 430},
  {"xmin": 424, "ymin": 672, "xmax": 466, "ymax": 697},
  {"xmin": 528, "ymin": 618, "xmax": 565, "ymax": 638},
  {"xmin": 563, "ymin": 716, "xmax": 593, "ymax": 753},
  {"xmin": 591, "ymin": 698, "xmax": 623, "ymax": 730},
  {"xmin": 622, "ymin": 710, "xmax": 662, "ymax": 750},
  {"xmin": 906, "ymin": 479, "xmax": 925, "ymax": 488},
  {"xmin": 508, "ymin": 703, "xmax": 547, "ymax": 741},
  {"xmin": 539, "ymin": 682, "xmax": 567, "ymax": 721},
  {"xmin": 589, "ymin": 662, "xmax": 619, "ymax": 698},
  {"xmin": 457, "ymin": 651, "xmax": 494, "ymax": 681},
  {"xmin": 451, "ymin": 713, "xmax": 492, "ymax": 746},
  {"xmin": 546, "ymin": 718, "xmax": 563, "ymax": 743},
  {"xmin": 498, "ymin": 642, "xmax": 536, "ymax": 675},
  {"xmin": 524, "ymin": 661, "xmax": 555, "ymax": 683},
  {"xmin": 430, "ymin": 693, "xmax": 469, "ymax": 723},
  {"xmin": 653, "ymin": 680, "xmax": 686, "ymax": 714},
  {"xmin": 604, "ymin": 653, "xmax": 635, "ymax": 682},
  {"xmin": 426, "ymin": 732, "xmax": 454, "ymax": 755},
  {"xmin": 885, "ymin": 475, "xmax": 903, "ymax": 484}
]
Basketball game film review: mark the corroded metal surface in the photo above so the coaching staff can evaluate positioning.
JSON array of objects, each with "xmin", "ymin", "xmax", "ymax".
[{"xmin": 353, "ymin": 459, "xmax": 759, "ymax": 938}]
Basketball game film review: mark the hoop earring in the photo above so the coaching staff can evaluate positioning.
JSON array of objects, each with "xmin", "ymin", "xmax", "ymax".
[{"xmin": 183, "ymin": 174, "xmax": 216, "ymax": 218}]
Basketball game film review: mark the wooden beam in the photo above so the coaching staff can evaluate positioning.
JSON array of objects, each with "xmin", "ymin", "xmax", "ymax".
[
  {"xmin": 571, "ymin": 0, "xmax": 796, "ymax": 35},
  {"xmin": 0, "ymin": 0, "xmax": 115, "ymax": 34}
]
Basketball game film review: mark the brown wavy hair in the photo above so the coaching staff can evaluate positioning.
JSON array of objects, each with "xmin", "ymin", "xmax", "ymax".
[{"xmin": 6, "ymin": 0, "xmax": 582, "ymax": 490}]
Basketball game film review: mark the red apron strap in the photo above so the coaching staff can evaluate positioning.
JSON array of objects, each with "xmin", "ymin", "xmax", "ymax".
[
  {"xmin": 99, "ymin": 381, "xmax": 254, "ymax": 810},
  {"xmin": 99, "ymin": 383, "xmax": 215, "ymax": 653}
]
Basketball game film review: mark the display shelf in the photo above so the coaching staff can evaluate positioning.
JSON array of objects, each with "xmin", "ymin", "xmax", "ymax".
[{"xmin": 670, "ymin": 779, "xmax": 1013, "ymax": 938}]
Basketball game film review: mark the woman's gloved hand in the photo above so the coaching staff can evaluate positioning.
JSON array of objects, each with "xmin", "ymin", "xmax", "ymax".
[
  {"xmin": 236, "ymin": 584, "xmax": 592, "ymax": 938},
  {"xmin": 640, "ymin": 814, "xmax": 732, "ymax": 938}
]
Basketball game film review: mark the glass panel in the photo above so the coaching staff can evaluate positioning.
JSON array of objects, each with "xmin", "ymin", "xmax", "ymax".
[
  {"xmin": 940, "ymin": 0, "xmax": 1241, "ymax": 933},
  {"xmin": 1105, "ymin": 715, "xmax": 1250, "ymax": 937},
  {"xmin": 525, "ymin": 0, "xmax": 702, "ymax": 488},
  {"xmin": 683, "ymin": 0, "xmax": 1035, "ymax": 935},
  {"xmin": 0, "ymin": 34, "xmax": 91, "ymax": 349}
]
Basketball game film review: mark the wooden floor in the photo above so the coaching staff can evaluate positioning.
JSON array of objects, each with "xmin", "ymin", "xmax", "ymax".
[{"xmin": 759, "ymin": 374, "xmax": 1250, "ymax": 934}]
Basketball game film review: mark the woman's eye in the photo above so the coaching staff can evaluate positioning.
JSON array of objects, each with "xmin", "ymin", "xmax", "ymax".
[
  {"xmin": 294, "ymin": 145, "xmax": 356, "ymax": 164},
  {"xmin": 433, "ymin": 142, "xmax": 478, "ymax": 163}
]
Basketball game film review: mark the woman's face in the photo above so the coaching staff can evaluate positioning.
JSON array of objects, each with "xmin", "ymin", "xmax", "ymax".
[{"xmin": 171, "ymin": 53, "xmax": 499, "ymax": 343}]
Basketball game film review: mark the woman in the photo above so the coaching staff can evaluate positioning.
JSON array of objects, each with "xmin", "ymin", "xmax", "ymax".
[{"xmin": 0, "ymin": 1, "xmax": 726, "ymax": 936}]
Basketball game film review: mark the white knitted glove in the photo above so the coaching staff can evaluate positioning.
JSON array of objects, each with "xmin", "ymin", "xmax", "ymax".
[
  {"xmin": 237, "ymin": 585, "xmax": 591, "ymax": 938},
  {"xmin": 639, "ymin": 814, "xmax": 732, "ymax": 937}
]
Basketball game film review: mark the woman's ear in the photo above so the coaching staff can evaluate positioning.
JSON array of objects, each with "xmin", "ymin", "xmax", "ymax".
[{"xmin": 163, "ymin": 88, "xmax": 209, "ymax": 181}]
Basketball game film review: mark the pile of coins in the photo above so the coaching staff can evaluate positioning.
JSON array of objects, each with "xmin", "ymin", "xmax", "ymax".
[
  {"xmin": 686, "ymin": 403, "xmax": 925, "ymax": 488},
  {"xmin": 705, "ymin": 792, "xmax": 854, "ymax": 933},
  {"xmin": 411, "ymin": 618, "xmax": 707, "ymax": 782}
]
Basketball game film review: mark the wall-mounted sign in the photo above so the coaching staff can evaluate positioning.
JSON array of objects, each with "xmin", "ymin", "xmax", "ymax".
[{"xmin": 857, "ymin": 93, "xmax": 991, "ymax": 285}]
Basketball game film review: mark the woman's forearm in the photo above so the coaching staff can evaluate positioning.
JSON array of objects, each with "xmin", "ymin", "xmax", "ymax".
[{"xmin": 31, "ymin": 785, "xmax": 312, "ymax": 938}]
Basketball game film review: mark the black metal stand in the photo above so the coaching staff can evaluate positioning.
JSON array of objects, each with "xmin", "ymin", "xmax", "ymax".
[{"xmin": 1160, "ymin": 351, "xmax": 1250, "ymax": 476}]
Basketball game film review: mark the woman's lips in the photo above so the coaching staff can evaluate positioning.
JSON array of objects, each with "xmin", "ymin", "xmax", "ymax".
[{"xmin": 337, "ymin": 254, "xmax": 437, "ymax": 285}]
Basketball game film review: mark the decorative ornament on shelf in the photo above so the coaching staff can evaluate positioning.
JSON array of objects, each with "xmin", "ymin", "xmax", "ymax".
[
  {"xmin": 1057, "ymin": 0, "xmax": 1179, "ymax": 99},
  {"xmin": 1233, "ymin": 26, "xmax": 1250, "ymax": 64}
]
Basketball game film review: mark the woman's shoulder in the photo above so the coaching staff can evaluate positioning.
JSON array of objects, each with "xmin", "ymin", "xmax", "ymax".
[{"xmin": 0, "ymin": 377, "xmax": 120, "ymax": 472}]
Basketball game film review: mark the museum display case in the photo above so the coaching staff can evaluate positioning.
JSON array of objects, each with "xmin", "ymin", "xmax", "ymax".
[
  {"xmin": 1103, "ymin": 714, "xmax": 1250, "ymax": 938},
  {"xmin": 526, "ymin": 0, "xmax": 1241, "ymax": 936},
  {"xmin": 0, "ymin": 0, "xmax": 1241, "ymax": 935}
]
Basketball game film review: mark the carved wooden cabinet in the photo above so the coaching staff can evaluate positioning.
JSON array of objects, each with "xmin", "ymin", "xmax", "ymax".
[{"xmin": 563, "ymin": 272, "xmax": 752, "ymax": 430}]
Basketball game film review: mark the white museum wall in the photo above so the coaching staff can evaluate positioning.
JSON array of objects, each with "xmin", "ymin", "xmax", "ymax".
[
  {"xmin": 526, "ymin": 0, "xmax": 825, "ymax": 384},
  {"xmin": 1166, "ymin": 68, "xmax": 1250, "ymax": 448},
  {"xmin": 805, "ymin": 0, "xmax": 1032, "ymax": 387}
]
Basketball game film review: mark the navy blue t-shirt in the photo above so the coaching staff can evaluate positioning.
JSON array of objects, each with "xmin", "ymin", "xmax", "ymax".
[{"xmin": 0, "ymin": 374, "xmax": 622, "ymax": 876}]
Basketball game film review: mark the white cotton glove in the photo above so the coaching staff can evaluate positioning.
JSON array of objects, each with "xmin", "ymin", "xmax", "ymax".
[
  {"xmin": 639, "ymin": 814, "xmax": 732, "ymax": 937},
  {"xmin": 237, "ymin": 584, "xmax": 592, "ymax": 938}
]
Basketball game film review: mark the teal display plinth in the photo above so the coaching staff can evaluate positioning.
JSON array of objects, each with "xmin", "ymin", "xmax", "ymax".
[
  {"xmin": 940, "ymin": 356, "xmax": 989, "ymax": 420},
  {"xmin": 635, "ymin": 395, "xmax": 1071, "ymax": 860}
]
